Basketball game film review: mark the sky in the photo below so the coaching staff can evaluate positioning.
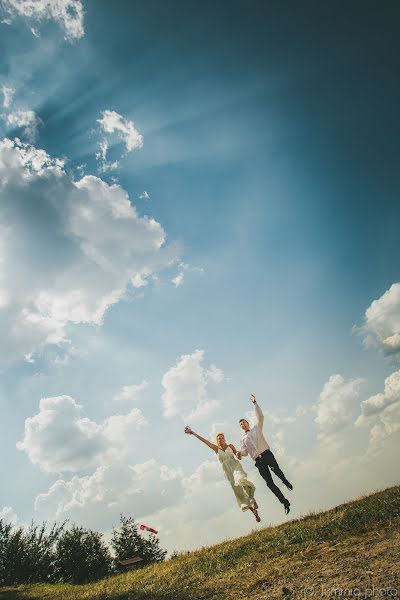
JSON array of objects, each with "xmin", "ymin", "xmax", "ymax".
[{"xmin": 0, "ymin": 0, "xmax": 399, "ymax": 553}]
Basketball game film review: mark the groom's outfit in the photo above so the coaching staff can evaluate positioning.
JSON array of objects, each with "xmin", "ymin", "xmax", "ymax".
[{"xmin": 240, "ymin": 402, "xmax": 291, "ymax": 508}]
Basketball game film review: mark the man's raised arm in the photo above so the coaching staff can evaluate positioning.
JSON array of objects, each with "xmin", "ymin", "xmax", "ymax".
[{"xmin": 251, "ymin": 394, "xmax": 264, "ymax": 428}]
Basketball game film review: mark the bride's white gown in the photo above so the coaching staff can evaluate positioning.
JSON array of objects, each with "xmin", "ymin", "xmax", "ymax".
[{"xmin": 217, "ymin": 446, "xmax": 256, "ymax": 511}]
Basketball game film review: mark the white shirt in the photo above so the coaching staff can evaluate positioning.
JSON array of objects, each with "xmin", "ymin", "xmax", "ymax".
[{"xmin": 240, "ymin": 403, "xmax": 270, "ymax": 460}]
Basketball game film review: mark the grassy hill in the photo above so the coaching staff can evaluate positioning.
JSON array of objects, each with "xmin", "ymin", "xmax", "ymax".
[{"xmin": 1, "ymin": 486, "xmax": 399, "ymax": 600}]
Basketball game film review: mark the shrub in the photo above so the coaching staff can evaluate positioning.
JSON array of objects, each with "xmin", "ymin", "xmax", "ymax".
[
  {"xmin": 0, "ymin": 520, "xmax": 63, "ymax": 585},
  {"xmin": 111, "ymin": 516, "xmax": 167, "ymax": 569},
  {"xmin": 54, "ymin": 525, "xmax": 112, "ymax": 584}
]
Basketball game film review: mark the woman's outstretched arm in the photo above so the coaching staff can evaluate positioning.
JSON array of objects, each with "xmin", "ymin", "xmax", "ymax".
[{"xmin": 185, "ymin": 426, "xmax": 218, "ymax": 453}]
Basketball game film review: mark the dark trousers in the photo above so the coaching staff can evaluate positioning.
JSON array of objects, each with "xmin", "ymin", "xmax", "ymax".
[{"xmin": 255, "ymin": 450, "xmax": 289, "ymax": 505}]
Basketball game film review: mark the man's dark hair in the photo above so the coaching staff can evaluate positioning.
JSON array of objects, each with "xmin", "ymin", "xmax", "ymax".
[{"xmin": 239, "ymin": 418, "xmax": 249, "ymax": 424}]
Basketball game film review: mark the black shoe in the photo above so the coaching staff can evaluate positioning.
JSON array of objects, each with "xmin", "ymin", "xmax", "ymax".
[
  {"xmin": 285, "ymin": 481, "xmax": 293, "ymax": 491},
  {"xmin": 284, "ymin": 501, "xmax": 290, "ymax": 515}
]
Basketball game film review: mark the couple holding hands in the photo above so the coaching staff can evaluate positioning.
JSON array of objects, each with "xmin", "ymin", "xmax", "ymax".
[{"xmin": 184, "ymin": 395, "xmax": 292, "ymax": 522}]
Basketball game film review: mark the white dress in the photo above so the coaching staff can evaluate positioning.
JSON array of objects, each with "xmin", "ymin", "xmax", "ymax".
[{"xmin": 217, "ymin": 446, "xmax": 256, "ymax": 511}]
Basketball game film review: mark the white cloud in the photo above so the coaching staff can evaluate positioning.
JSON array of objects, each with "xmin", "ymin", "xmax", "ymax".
[
  {"xmin": 365, "ymin": 424, "xmax": 387, "ymax": 456},
  {"xmin": 131, "ymin": 273, "xmax": 149, "ymax": 288},
  {"xmin": 171, "ymin": 272, "xmax": 184, "ymax": 287},
  {"xmin": 160, "ymin": 464, "xmax": 184, "ymax": 482},
  {"xmin": 3, "ymin": 109, "xmax": 42, "ymax": 142},
  {"xmin": 97, "ymin": 110, "xmax": 143, "ymax": 153},
  {"xmin": 359, "ymin": 283, "xmax": 400, "ymax": 357},
  {"xmin": 98, "ymin": 159, "xmax": 120, "ymax": 173},
  {"xmin": 355, "ymin": 369, "xmax": 400, "ymax": 442},
  {"xmin": 35, "ymin": 467, "xmax": 108, "ymax": 517},
  {"xmin": 182, "ymin": 460, "xmax": 223, "ymax": 498},
  {"xmin": 156, "ymin": 459, "xmax": 239, "ymax": 541},
  {"xmin": 162, "ymin": 349, "xmax": 224, "ymax": 421},
  {"xmin": 0, "ymin": 138, "xmax": 179, "ymax": 365},
  {"xmin": 95, "ymin": 139, "xmax": 120, "ymax": 173},
  {"xmin": 0, "ymin": 506, "xmax": 18, "ymax": 524},
  {"xmin": 95, "ymin": 140, "xmax": 108, "ymax": 162},
  {"xmin": 1, "ymin": 0, "xmax": 84, "ymax": 40},
  {"xmin": 207, "ymin": 364, "xmax": 224, "ymax": 384},
  {"xmin": 113, "ymin": 381, "xmax": 148, "ymax": 403},
  {"xmin": 33, "ymin": 452, "xmax": 250, "ymax": 551},
  {"xmin": 170, "ymin": 262, "xmax": 204, "ymax": 288},
  {"xmin": 314, "ymin": 374, "xmax": 363, "ymax": 441},
  {"xmin": 1, "ymin": 85, "xmax": 14, "ymax": 108},
  {"xmin": 34, "ymin": 458, "xmax": 184, "ymax": 525},
  {"xmin": 17, "ymin": 394, "xmax": 148, "ymax": 473}
]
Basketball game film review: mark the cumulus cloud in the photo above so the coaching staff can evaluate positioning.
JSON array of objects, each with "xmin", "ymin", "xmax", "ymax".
[
  {"xmin": 35, "ymin": 458, "xmax": 184, "ymax": 526},
  {"xmin": 182, "ymin": 460, "xmax": 223, "ymax": 500},
  {"xmin": 3, "ymin": 109, "xmax": 42, "ymax": 142},
  {"xmin": 0, "ymin": 138, "xmax": 179, "ymax": 365},
  {"xmin": 1, "ymin": 85, "xmax": 14, "ymax": 108},
  {"xmin": 97, "ymin": 110, "xmax": 143, "ymax": 153},
  {"xmin": 35, "ymin": 467, "xmax": 109, "ymax": 517},
  {"xmin": 0, "ymin": 506, "xmax": 18, "ymax": 524},
  {"xmin": 207, "ymin": 364, "xmax": 224, "ymax": 383},
  {"xmin": 1, "ymin": 0, "xmax": 84, "ymax": 40},
  {"xmin": 355, "ymin": 369, "xmax": 400, "ymax": 441},
  {"xmin": 155, "ymin": 459, "xmax": 239, "ymax": 543},
  {"xmin": 314, "ymin": 374, "xmax": 363, "ymax": 441},
  {"xmin": 34, "ymin": 452, "xmax": 242, "ymax": 551},
  {"xmin": 364, "ymin": 424, "xmax": 387, "ymax": 456},
  {"xmin": 359, "ymin": 283, "xmax": 400, "ymax": 357},
  {"xmin": 162, "ymin": 349, "xmax": 224, "ymax": 421},
  {"xmin": 17, "ymin": 394, "xmax": 148, "ymax": 473}
]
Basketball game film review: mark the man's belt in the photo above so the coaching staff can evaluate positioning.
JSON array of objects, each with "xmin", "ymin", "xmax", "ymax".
[{"xmin": 255, "ymin": 449, "xmax": 269, "ymax": 460}]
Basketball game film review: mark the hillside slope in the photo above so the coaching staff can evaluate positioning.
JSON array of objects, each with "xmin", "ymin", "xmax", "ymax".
[{"xmin": 1, "ymin": 486, "xmax": 399, "ymax": 600}]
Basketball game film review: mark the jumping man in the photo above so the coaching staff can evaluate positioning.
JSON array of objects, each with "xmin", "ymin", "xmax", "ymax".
[{"xmin": 237, "ymin": 394, "xmax": 293, "ymax": 514}]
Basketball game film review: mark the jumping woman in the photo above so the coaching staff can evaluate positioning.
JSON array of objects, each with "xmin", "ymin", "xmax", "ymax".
[{"xmin": 184, "ymin": 426, "xmax": 261, "ymax": 521}]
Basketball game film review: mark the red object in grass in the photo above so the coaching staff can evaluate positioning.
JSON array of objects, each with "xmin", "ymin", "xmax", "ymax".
[{"xmin": 140, "ymin": 524, "xmax": 158, "ymax": 534}]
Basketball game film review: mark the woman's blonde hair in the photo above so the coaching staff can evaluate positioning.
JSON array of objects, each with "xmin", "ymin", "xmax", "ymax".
[{"xmin": 215, "ymin": 432, "xmax": 226, "ymax": 448}]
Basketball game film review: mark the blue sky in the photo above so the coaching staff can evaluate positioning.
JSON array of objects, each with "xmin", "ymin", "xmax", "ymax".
[{"xmin": 0, "ymin": 0, "xmax": 399, "ymax": 552}]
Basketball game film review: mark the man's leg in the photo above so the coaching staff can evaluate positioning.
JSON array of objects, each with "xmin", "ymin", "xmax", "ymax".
[
  {"xmin": 264, "ymin": 450, "xmax": 293, "ymax": 489},
  {"xmin": 255, "ymin": 457, "xmax": 288, "ymax": 505}
]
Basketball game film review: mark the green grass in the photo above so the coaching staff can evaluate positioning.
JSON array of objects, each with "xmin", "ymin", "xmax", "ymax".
[{"xmin": 1, "ymin": 486, "xmax": 400, "ymax": 600}]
